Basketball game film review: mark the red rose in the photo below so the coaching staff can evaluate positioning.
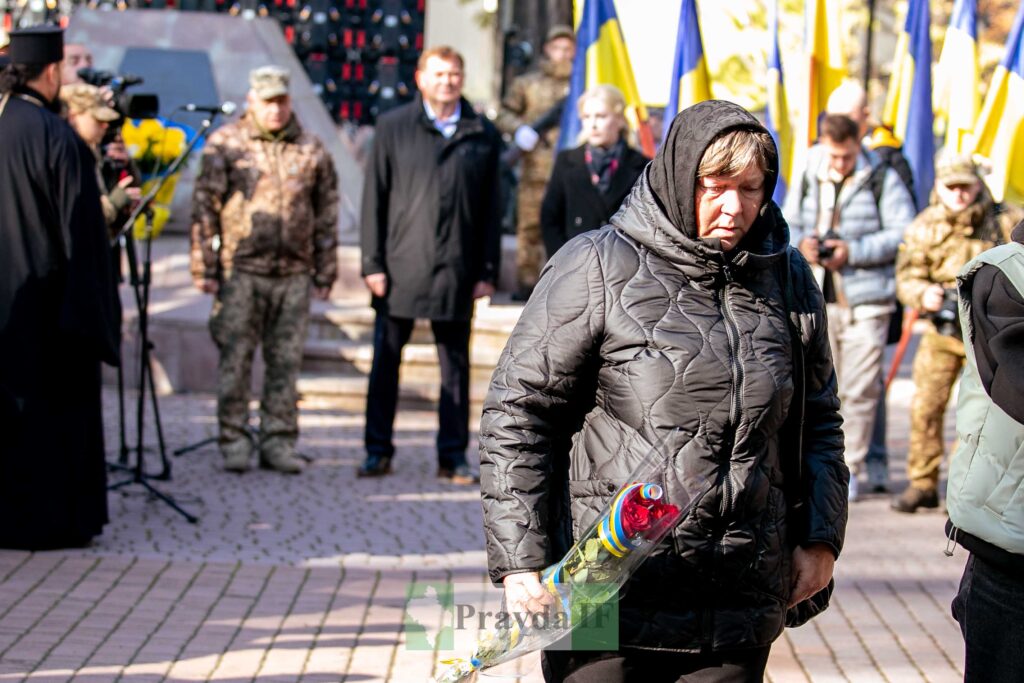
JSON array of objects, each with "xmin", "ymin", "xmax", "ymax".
[{"xmin": 621, "ymin": 498, "xmax": 653, "ymax": 538}]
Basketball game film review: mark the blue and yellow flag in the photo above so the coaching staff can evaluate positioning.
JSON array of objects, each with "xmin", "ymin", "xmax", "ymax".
[
  {"xmin": 882, "ymin": 0, "xmax": 935, "ymax": 210},
  {"xmin": 765, "ymin": 0, "xmax": 792, "ymax": 205},
  {"xmin": 664, "ymin": 0, "xmax": 712, "ymax": 122},
  {"xmin": 970, "ymin": 3, "xmax": 1024, "ymax": 203},
  {"xmin": 558, "ymin": 0, "xmax": 653, "ymax": 155},
  {"xmin": 801, "ymin": 0, "xmax": 846, "ymax": 147},
  {"xmin": 934, "ymin": 0, "xmax": 979, "ymax": 154}
]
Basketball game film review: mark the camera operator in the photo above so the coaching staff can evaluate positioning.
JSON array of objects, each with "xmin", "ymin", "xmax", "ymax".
[
  {"xmin": 61, "ymin": 83, "xmax": 141, "ymax": 236},
  {"xmin": 61, "ymin": 42, "xmax": 93, "ymax": 86},
  {"xmin": 892, "ymin": 154, "xmax": 1021, "ymax": 513}
]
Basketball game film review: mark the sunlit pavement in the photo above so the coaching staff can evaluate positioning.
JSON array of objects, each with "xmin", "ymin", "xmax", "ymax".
[{"xmin": 0, "ymin": 350, "xmax": 965, "ymax": 682}]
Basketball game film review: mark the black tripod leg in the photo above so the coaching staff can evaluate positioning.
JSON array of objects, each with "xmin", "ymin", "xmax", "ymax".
[
  {"xmin": 145, "ymin": 350, "xmax": 171, "ymax": 480},
  {"xmin": 136, "ymin": 478, "xmax": 199, "ymax": 524},
  {"xmin": 173, "ymin": 435, "xmax": 218, "ymax": 456},
  {"xmin": 116, "ymin": 354, "xmax": 130, "ymax": 465}
]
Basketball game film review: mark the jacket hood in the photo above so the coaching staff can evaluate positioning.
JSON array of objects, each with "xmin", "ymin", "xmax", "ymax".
[
  {"xmin": 647, "ymin": 100, "xmax": 780, "ymax": 248},
  {"xmin": 613, "ymin": 175, "xmax": 791, "ymax": 285}
]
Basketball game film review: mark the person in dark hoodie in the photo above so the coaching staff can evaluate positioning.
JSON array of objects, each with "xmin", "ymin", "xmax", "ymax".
[
  {"xmin": 479, "ymin": 100, "xmax": 848, "ymax": 681},
  {"xmin": 945, "ymin": 219, "xmax": 1024, "ymax": 683}
]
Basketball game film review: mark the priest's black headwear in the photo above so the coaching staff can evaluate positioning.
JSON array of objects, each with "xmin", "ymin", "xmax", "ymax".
[{"xmin": 8, "ymin": 25, "xmax": 64, "ymax": 66}]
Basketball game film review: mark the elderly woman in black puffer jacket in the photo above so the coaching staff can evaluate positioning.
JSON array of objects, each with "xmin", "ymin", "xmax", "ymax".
[{"xmin": 479, "ymin": 100, "xmax": 848, "ymax": 682}]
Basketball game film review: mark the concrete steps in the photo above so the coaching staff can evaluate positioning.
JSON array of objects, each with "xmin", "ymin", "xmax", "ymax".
[{"xmin": 111, "ymin": 234, "xmax": 526, "ymax": 409}]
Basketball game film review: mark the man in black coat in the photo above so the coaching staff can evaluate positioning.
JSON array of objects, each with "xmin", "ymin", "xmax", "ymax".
[
  {"xmin": 0, "ymin": 27, "xmax": 121, "ymax": 549},
  {"xmin": 358, "ymin": 45, "xmax": 501, "ymax": 484}
]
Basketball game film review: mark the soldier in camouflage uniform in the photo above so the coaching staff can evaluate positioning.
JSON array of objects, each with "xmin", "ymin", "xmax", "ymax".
[
  {"xmin": 892, "ymin": 155, "xmax": 1020, "ymax": 512},
  {"xmin": 495, "ymin": 25, "xmax": 574, "ymax": 299},
  {"xmin": 190, "ymin": 65, "xmax": 339, "ymax": 474}
]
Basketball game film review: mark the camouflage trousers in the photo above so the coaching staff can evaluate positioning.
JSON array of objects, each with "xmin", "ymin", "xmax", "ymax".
[
  {"xmin": 906, "ymin": 331, "xmax": 965, "ymax": 490},
  {"xmin": 516, "ymin": 179, "xmax": 548, "ymax": 289},
  {"xmin": 209, "ymin": 271, "xmax": 311, "ymax": 460}
]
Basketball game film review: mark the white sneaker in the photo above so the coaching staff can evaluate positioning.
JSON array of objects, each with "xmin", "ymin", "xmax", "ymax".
[{"xmin": 848, "ymin": 475, "xmax": 860, "ymax": 503}]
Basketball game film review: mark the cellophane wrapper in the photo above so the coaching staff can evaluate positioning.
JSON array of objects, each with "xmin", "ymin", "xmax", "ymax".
[{"xmin": 433, "ymin": 431, "xmax": 704, "ymax": 682}]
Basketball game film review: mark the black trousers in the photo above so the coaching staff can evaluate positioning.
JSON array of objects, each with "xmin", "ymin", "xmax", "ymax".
[
  {"xmin": 541, "ymin": 646, "xmax": 771, "ymax": 683},
  {"xmin": 952, "ymin": 553, "xmax": 1024, "ymax": 683},
  {"xmin": 364, "ymin": 314, "xmax": 471, "ymax": 469}
]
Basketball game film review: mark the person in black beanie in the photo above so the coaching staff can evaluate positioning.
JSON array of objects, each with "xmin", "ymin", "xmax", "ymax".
[{"xmin": 0, "ymin": 26, "xmax": 120, "ymax": 550}]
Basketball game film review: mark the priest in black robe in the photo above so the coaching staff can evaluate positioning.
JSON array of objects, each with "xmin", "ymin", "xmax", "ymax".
[{"xmin": 0, "ymin": 27, "xmax": 121, "ymax": 550}]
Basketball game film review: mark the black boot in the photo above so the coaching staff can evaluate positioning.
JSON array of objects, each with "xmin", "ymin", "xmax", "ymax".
[
  {"xmin": 357, "ymin": 454, "xmax": 393, "ymax": 477},
  {"xmin": 891, "ymin": 486, "xmax": 939, "ymax": 513}
]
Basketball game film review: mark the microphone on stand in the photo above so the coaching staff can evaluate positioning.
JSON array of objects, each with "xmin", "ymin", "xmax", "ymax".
[{"xmin": 183, "ymin": 101, "xmax": 238, "ymax": 116}]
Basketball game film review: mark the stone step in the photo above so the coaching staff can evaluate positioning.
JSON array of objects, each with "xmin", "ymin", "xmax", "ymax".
[
  {"xmin": 307, "ymin": 296, "xmax": 524, "ymax": 354},
  {"xmin": 297, "ymin": 372, "xmax": 494, "ymax": 413},
  {"xmin": 301, "ymin": 338, "xmax": 502, "ymax": 385}
]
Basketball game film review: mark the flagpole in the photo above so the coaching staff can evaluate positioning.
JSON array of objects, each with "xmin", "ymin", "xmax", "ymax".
[{"xmin": 863, "ymin": 0, "xmax": 876, "ymax": 94}]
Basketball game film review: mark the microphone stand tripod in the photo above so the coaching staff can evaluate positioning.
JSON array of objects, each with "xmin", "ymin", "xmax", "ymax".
[{"xmin": 107, "ymin": 113, "xmax": 221, "ymax": 524}]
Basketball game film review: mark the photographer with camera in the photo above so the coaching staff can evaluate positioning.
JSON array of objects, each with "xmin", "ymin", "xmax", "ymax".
[
  {"xmin": 61, "ymin": 83, "xmax": 141, "ymax": 236},
  {"xmin": 61, "ymin": 42, "xmax": 93, "ymax": 86},
  {"xmin": 785, "ymin": 113, "xmax": 916, "ymax": 502},
  {"xmin": 892, "ymin": 154, "xmax": 1020, "ymax": 513}
]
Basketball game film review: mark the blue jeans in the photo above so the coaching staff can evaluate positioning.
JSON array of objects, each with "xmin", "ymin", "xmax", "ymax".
[{"xmin": 951, "ymin": 554, "xmax": 1024, "ymax": 682}]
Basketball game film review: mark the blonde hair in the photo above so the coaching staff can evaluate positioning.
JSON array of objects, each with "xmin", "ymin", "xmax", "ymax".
[
  {"xmin": 575, "ymin": 84, "xmax": 631, "ymax": 145},
  {"xmin": 417, "ymin": 46, "xmax": 465, "ymax": 71},
  {"xmin": 697, "ymin": 128, "xmax": 775, "ymax": 179}
]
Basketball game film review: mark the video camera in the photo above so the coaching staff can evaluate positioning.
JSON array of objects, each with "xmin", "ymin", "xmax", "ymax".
[
  {"xmin": 77, "ymin": 67, "xmax": 160, "ymax": 120},
  {"xmin": 929, "ymin": 288, "xmax": 961, "ymax": 338}
]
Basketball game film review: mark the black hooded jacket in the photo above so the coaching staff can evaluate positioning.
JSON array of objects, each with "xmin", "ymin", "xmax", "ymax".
[{"xmin": 479, "ymin": 101, "xmax": 848, "ymax": 652}]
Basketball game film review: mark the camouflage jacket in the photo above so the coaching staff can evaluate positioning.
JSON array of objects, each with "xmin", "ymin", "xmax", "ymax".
[
  {"xmin": 190, "ymin": 113, "xmax": 339, "ymax": 287},
  {"xmin": 495, "ymin": 60, "xmax": 570, "ymax": 184},
  {"xmin": 896, "ymin": 187, "xmax": 1021, "ymax": 311}
]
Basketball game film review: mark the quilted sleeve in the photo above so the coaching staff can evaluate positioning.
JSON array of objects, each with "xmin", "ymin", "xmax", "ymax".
[
  {"xmin": 791, "ymin": 249, "xmax": 849, "ymax": 558},
  {"xmin": 479, "ymin": 235, "xmax": 607, "ymax": 583}
]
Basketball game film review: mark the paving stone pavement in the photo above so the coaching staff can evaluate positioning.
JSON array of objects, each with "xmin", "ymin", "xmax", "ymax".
[{"xmin": 0, "ymin": 366, "xmax": 968, "ymax": 681}]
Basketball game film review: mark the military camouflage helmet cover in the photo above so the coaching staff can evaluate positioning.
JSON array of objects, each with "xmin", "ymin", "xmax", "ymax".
[{"xmin": 249, "ymin": 65, "xmax": 290, "ymax": 100}]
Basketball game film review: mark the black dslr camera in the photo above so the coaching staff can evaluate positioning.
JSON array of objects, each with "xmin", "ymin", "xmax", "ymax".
[
  {"xmin": 76, "ymin": 67, "xmax": 160, "ymax": 120},
  {"xmin": 929, "ymin": 288, "xmax": 961, "ymax": 338},
  {"xmin": 817, "ymin": 229, "xmax": 839, "ymax": 260}
]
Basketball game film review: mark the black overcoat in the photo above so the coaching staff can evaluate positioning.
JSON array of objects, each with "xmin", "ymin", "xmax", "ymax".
[
  {"xmin": 540, "ymin": 143, "xmax": 648, "ymax": 256},
  {"xmin": 360, "ymin": 95, "xmax": 502, "ymax": 321}
]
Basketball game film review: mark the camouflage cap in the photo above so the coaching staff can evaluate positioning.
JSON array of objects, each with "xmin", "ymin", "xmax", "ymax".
[
  {"xmin": 936, "ymin": 153, "xmax": 979, "ymax": 186},
  {"xmin": 546, "ymin": 24, "xmax": 575, "ymax": 43},
  {"xmin": 250, "ymin": 65, "xmax": 290, "ymax": 100},
  {"xmin": 60, "ymin": 83, "xmax": 119, "ymax": 122}
]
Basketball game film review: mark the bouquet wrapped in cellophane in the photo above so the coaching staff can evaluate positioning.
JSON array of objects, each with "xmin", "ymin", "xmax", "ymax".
[{"xmin": 433, "ymin": 431, "xmax": 703, "ymax": 683}]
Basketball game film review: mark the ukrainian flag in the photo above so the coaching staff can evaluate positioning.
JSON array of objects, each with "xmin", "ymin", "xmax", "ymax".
[
  {"xmin": 934, "ymin": 0, "xmax": 979, "ymax": 154},
  {"xmin": 801, "ymin": 0, "xmax": 846, "ymax": 147},
  {"xmin": 558, "ymin": 0, "xmax": 653, "ymax": 155},
  {"xmin": 664, "ymin": 0, "xmax": 712, "ymax": 122},
  {"xmin": 765, "ymin": 0, "xmax": 792, "ymax": 205},
  {"xmin": 882, "ymin": 0, "xmax": 935, "ymax": 210},
  {"xmin": 970, "ymin": 3, "xmax": 1024, "ymax": 204}
]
